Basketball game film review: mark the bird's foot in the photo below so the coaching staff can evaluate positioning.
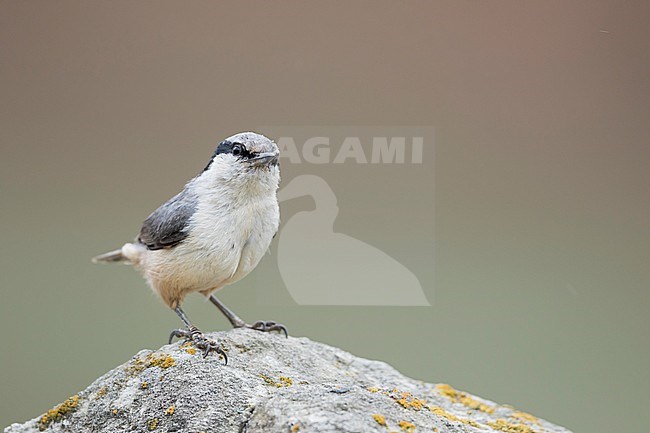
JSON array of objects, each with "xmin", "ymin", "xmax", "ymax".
[
  {"xmin": 242, "ymin": 320, "xmax": 288, "ymax": 338},
  {"xmin": 168, "ymin": 326, "xmax": 227, "ymax": 363}
]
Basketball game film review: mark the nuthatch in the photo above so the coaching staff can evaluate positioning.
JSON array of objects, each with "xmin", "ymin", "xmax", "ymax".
[{"xmin": 93, "ymin": 132, "xmax": 285, "ymax": 362}]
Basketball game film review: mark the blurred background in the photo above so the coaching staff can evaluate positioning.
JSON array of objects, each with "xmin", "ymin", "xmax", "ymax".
[{"xmin": 1, "ymin": 2, "xmax": 648, "ymax": 432}]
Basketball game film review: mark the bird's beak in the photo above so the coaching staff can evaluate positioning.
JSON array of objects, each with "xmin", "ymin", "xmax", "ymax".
[{"xmin": 248, "ymin": 151, "xmax": 279, "ymax": 167}]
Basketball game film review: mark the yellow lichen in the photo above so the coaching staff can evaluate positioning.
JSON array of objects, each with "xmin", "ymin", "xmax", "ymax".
[
  {"xmin": 95, "ymin": 386, "xmax": 107, "ymax": 400},
  {"xmin": 429, "ymin": 406, "xmax": 480, "ymax": 428},
  {"xmin": 148, "ymin": 353, "xmax": 176, "ymax": 369},
  {"xmin": 259, "ymin": 373, "xmax": 276, "ymax": 386},
  {"xmin": 510, "ymin": 411, "xmax": 539, "ymax": 425},
  {"xmin": 128, "ymin": 353, "xmax": 176, "ymax": 374},
  {"xmin": 147, "ymin": 418, "xmax": 159, "ymax": 430},
  {"xmin": 435, "ymin": 384, "xmax": 495, "ymax": 414},
  {"xmin": 487, "ymin": 419, "xmax": 541, "ymax": 433},
  {"xmin": 394, "ymin": 391, "xmax": 427, "ymax": 411},
  {"xmin": 141, "ymin": 381, "xmax": 148, "ymax": 389},
  {"xmin": 398, "ymin": 420, "xmax": 416, "ymax": 432},
  {"xmin": 259, "ymin": 373, "xmax": 293, "ymax": 387},
  {"xmin": 368, "ymin": 387, "xmax": 380, "ymax": 393},
  {"xmin": 112, "ymin": 409, "xmax": 118, "ymax": 415},
  {"xmin": 38, "ymin": 395, "xmax": 80, "ymax": 431},
  {"xmin": 291, "ymin": 422, "xmax": 300, "ymax": 432},
  {"xmin": 372, "ymin": 414, "xmax": 387, "ymax": 426},
  {"xmin": 180, "ymin": 341, "xmax": 197, "ymax": 355},
  {"xmin": 165, "ymin": 405, "xmax": 175, "ymax": 416}
]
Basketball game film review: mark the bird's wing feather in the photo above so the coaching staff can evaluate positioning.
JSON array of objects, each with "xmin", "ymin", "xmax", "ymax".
[{"xmin": 138, "ymin": 187, "xmax": 198, "ymax": 250}]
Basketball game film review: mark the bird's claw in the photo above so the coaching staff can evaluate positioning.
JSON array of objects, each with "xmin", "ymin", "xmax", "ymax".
[
  {"xmin": 168, "ymin": 329, "xmax": 191, "ymax": 345},
  {"xmin": 168, "ymin": 326, "xmax": 227, "ymax": 364},
  {"xmin": 247, "ymin": 320, "xmax": 288, "ymax": 338}
]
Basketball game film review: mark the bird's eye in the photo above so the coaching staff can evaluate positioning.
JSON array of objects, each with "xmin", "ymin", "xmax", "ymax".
[{"xmin": 232, "ymin": 143, "xmax": 245, "ymax": 156}]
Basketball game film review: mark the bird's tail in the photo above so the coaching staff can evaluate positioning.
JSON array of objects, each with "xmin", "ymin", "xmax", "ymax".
[{"xmin": 91, "ymin": 249, "xmax": 126, "ymax": 264}]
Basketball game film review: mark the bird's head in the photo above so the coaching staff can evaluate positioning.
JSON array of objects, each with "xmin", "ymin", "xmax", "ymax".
[{"xmin": 201, "ymin": 132, "xmax": 280, "ymax": 194}]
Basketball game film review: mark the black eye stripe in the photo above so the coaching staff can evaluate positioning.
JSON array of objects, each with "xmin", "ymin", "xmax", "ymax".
[
  {"xmin": 216, "ymin": 140, "xmax": 252, "ymax": 156},
  {"xmin": 203, "ymin": 140, "xmax": 255, "ymax": 172}
]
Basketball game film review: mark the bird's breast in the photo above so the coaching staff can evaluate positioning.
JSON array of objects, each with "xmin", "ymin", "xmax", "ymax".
[{"xmin": 181, "ymin": 194, "xmax": 279, "ymax": 289}]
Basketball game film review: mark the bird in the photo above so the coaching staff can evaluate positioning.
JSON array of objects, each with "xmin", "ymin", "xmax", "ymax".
[{"xmin": 92, "ymin": 132, "xmax": 286, "ymax": 363}]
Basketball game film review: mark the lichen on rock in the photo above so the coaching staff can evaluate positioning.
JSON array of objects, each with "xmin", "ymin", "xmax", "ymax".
[{"xmin": 4, "ymin": 329, "xmax": 572, "ymax": 433}]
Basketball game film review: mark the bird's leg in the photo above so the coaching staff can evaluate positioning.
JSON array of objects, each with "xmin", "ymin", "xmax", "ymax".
[
  {"xmin": 168, "ymin": 306, "xmax": 227, "ymax": 363},
  {"xmin": 207, "ymin": 294, "xmax": 288, "ymax": 337}
]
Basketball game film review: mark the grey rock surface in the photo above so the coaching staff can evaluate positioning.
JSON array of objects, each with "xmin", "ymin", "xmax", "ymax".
[{"xmin": 5, "ymin": 329, "xmax": 572, "ymax": 433}]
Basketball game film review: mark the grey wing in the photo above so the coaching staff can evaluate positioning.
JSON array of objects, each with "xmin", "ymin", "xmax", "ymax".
[{"xmin": 138, "ymin": 188, "xmax": 198, "ymax": 250}]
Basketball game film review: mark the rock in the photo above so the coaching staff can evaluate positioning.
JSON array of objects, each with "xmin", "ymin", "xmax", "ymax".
[{"xmin": 5, "ymin": 329, "xmax": 572, "ymax": 433}]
